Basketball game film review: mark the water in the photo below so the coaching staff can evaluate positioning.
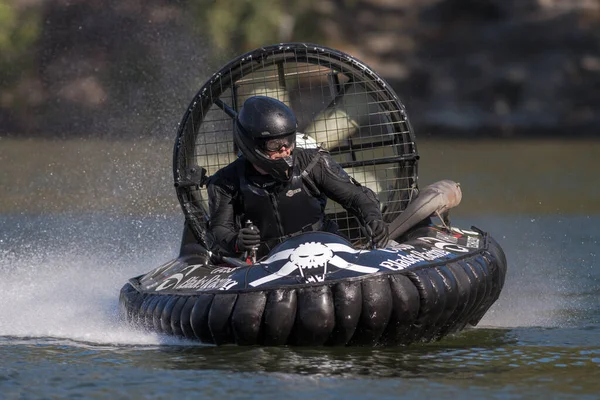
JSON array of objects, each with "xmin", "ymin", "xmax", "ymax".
[
  {"xmin": 1, "ymin": 139, "xmax": 599, "ymax": 399},
  {"xmin": 1, "ymin": 212, "xmax": 598, "ymax": 399}
]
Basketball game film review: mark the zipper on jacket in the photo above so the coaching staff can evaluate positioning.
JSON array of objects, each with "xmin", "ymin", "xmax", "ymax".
[{"xmin": 269, "ymin": 192, "xmax": 285, "ymax": 238}]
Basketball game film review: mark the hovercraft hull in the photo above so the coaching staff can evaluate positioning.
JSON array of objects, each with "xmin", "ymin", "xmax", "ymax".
[{"xmin": 119, "ymin": 226, "xmax": 506, "ymax": 346}]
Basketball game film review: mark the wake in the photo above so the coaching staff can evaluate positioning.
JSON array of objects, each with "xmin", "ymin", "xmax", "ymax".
[{"xmin": 0, "ymin": 213, "xmax": 189, "ymax": 345}]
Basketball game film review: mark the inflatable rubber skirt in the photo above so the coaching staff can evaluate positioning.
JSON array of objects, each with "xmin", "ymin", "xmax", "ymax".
[{"xmin": 119, "ymin": 225, "xmax": 507, "ymax": 346}]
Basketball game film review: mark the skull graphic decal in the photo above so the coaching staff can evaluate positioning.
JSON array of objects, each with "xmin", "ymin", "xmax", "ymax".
[
  {"xmin": 290, "ymin": 242, "xmax": 334, "ymax": 270},
  {"xmin": 249, "ymin": 241, "xmax": 380, "ymax": 287}
]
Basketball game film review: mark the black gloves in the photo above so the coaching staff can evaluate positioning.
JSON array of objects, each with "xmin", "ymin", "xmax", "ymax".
[
  {"xmin": 236, "ymin": 225, "xmax": 261, "ymax": 252},
  {"xmin": 365, "ymin": 219, "xmax": 389, "ymax": 248}
]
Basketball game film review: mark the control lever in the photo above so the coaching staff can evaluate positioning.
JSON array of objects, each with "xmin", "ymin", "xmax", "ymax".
[{"xmin": 244, "ymin": 220, "xmax": 259, "ymax": 264}]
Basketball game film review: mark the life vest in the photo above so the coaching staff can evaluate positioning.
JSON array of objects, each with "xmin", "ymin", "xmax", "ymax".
[{"xmin": 239, "ymin": 158, "xmax": 327, "ymax": 254}]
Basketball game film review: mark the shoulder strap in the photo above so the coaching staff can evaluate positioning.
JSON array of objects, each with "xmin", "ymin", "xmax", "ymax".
[{"xmin": 300, "ymin": 149, "xmax": 324, "ymax": 196}]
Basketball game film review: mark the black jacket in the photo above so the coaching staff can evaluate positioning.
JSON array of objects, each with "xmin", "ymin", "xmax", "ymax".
[{"xmin": 207, "ymin": 148, "xmax": 382, "ymax": 257}]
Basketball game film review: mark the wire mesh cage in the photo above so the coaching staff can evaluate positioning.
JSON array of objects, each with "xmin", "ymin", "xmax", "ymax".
[{"xmin": 174, "ymin": 43, "xmax": 419, "ymax": 247}]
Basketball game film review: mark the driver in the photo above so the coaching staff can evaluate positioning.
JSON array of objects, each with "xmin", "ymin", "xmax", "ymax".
[{"xmin": 206, "ymin": 96, "xmax": 389, "ymax": 259}]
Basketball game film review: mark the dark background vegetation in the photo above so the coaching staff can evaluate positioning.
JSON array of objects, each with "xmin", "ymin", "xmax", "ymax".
[{"xmin": 0, "ymin": 0, "xmax": 598, "ymax": 139}]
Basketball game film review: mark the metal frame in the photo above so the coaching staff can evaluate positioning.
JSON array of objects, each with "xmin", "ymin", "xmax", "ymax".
[{"xmin": 173, "ymin": 43, "xmax": 419, "ymax": 247}]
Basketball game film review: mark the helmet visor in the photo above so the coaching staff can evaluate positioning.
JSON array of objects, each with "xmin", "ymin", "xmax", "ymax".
[{"xmin": 258, "ymin": 134, "xmax": 296, "ymax": 153}]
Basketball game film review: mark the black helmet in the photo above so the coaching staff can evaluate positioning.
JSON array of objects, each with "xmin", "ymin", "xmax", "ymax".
[{"xmin": 233, "ymin": 96, "xmax": 297, "ymax": 181}]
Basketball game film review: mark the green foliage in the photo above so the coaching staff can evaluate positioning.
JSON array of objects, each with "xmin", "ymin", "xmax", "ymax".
[
  {"xmin": 191, "ymin": 0, "xmax": 325, "ymax": 56},
  {"xmin": 0, "ymin": 1, "xmax": 41, "ymax": 85}
]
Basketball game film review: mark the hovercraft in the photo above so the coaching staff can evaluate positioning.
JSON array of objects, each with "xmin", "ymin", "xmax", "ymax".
[{"xmin": 118, "ymin": 43, "xmax": 507, "ymax": 346}]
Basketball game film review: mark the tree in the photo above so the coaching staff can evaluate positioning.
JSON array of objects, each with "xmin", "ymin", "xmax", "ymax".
[
  {"xmin": 191, "ymin": 0, "xmax": 326, "ymax": 57},
  {"xmin": 0, "ymin": 0, "xmax": 41, "ymax": 119}
]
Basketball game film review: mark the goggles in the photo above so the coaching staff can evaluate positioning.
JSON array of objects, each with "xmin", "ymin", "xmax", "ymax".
[{"xmin": 259, "ymin": 135, "xmax": 296, "ymax": 153}]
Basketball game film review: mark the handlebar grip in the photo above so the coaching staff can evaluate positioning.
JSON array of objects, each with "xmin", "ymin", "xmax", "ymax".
[{"xmin": 244, "ymin": 220, "xmax": 258, "ymax": 263}]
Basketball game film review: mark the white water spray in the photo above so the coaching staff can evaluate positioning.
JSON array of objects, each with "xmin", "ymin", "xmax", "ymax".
[
  {"xmin": 474, "ymin": 215, "xmax": 581, "ymax": 329},
  {"xmin": 0, "ymin": 213, "xmax": 190, "ymax": 345}
]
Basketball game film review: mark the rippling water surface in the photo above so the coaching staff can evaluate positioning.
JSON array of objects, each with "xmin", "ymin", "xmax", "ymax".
[{"xmin": 1, "ymin": 139, "xmax": 599, "ymax": 399}]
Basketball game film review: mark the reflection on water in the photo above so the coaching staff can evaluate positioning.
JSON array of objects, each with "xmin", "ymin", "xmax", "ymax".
[
  {"xmin": 130, "ymin": 328, "xmax": 600, "ymax": 383},
  {"xmin": 3, "ymin": 326, "xmax": 600, "ymax": 398},
  {"xmin": 144, "ymin": 329, "xmax": 515, "ymax": 378},
  {"xmin": 415, "ymin": 139, "xmax": 600, "ymax": 215},
  {"xmin": 2, "ymin": 138, "xmax": 600, "ymax": 215}
]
